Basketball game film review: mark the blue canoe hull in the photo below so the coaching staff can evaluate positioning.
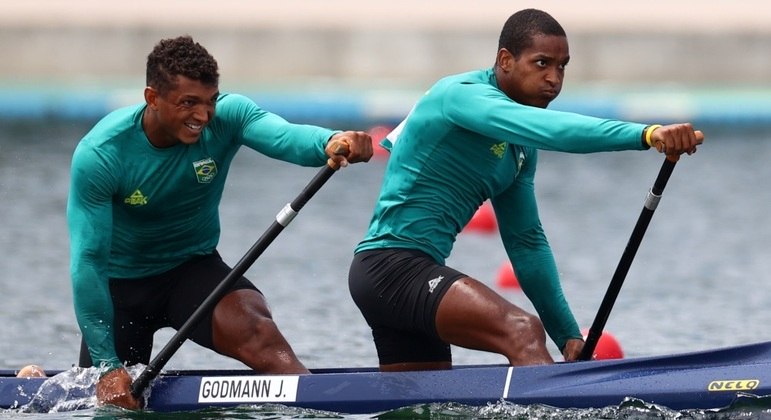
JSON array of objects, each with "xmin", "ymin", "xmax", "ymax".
[{"xmin": 2, "ymin": 340, "xmax": 770, "ymax": 414}]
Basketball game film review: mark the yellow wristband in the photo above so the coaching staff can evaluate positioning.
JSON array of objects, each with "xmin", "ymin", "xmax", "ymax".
[{"xmin": 645, "ymin": 124, "xmax": 662, "ymax": 147}]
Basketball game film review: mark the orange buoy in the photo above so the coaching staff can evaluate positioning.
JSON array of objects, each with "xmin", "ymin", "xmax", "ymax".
[
  {"xmin": 16, "ymin": 364, "xmax": 46, "ymax": 378},
  {"xmin": 463, "ymin": 202, "xmax": 497, "ymax": 234},
  {"xmin": 496, "ymin": 261, "xmax": 520, "ymax": 289},
  {"xmin": 367, "ymin": 125, "xmax": 392, "ymax": 159},
  {"xmin": 581, "ymin": 328, "xmax": 624, "ymax": 360}
]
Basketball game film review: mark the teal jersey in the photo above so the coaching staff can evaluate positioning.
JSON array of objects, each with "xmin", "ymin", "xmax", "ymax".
[
  {"xmin": 67, "ymin": 93, "xmax": 334, "ymax": 369},
  {"xmin": 356, "ymin": 68, "xmax": 647, "ymax": 350}
]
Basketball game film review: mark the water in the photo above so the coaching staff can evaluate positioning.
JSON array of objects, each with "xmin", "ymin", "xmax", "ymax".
[{"xmin": 1, "ymin": 121, "xmax": 771, "ymax": 418}]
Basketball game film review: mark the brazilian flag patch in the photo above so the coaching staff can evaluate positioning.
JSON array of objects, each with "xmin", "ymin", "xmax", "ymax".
[{"xmin": 193, "ymin": 158, "xmax": 218, "ymax": 183}]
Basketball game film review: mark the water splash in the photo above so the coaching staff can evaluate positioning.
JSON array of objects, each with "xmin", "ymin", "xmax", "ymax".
[
  {"xmin": 21, "ymin": 367, "xmax": 99, "ymax": 413},
  {"xmin": 19, "ymin": 364, "xmax": 152, "ymax": 414}
]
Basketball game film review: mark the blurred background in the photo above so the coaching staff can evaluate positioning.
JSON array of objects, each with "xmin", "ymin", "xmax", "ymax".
[
  {"xmin": 2, "ymin": 0, "xmax": 770, "ymax": 126},
  {"xmin": 1, "ymin": 0, "xmax": 771, "ymax": 372}
]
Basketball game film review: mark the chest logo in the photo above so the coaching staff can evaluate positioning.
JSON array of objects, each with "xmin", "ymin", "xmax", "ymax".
[
  {"xmin": 193, "ymin": 158, "xmax": 218, "ymax": 184},
  {"xmin": 490, "ymin": 142, "xmax": 507, "ymax": 159},
  {"xmin": 124, "ymin": 189, "xmax": 148, "ymax": 206}
]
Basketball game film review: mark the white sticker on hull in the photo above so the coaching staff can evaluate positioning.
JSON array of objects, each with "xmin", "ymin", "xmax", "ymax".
[{"xmin": 198, "ymin": 376, "xmax": 299, "ymax": 403}]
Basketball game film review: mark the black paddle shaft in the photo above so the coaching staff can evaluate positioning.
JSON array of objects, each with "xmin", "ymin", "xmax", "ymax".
[
  {"xmin": 130, "ymin": 162, "xmax": 340, "ymax": 398},
  {"xmin": 579, "ymin": 157, "xmax": 677, "ymax": 361}
]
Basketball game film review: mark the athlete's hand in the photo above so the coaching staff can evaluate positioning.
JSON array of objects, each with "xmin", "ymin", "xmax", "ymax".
[
  {"xmin": 562, "ymin": 338, "xmax": 585, "ymax": 362},
  {"xmin": 96, "ymin": 367, "xmax": 142, "ymax": 410},
  {"xmin": 326, "ymin": 131, "xmax": 373, "ymax": 168},
  {"xmin": 649, "ymin": 123, "xmax": 704, "ymax": 160}
]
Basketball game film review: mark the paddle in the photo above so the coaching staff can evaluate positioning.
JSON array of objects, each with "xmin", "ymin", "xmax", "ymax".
[
  {"xmin": 579, "ymin": 156, "xmax": 678, "ymax": 361},
  {"xmin": 130, "ymin": 145, "xmax": 348, "ymax": 399}
]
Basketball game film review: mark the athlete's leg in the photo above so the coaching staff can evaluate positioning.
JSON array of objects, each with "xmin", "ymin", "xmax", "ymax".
[
  {"xmin": 78, "ymin": 314, "xmax": 157, "ymax": 368},
  {"xmin": 109, "ymin": 277, "xmax": 168, "ymax": 366},
  {"xmin": 78, "ymin": 335, "xmax": 154, "ymax": 368},
  {"xmin": 78, "ymin": 276, "xmax": 166, "ymax": 368},
  {"xmin": 350, "ymin": 249, "xmax": 457, "ymax": 372},
  {"xmin": 78, "ymin": 339, "xmax": 93, "ymax": 367},
  {"xmin": 211, "ymin": 288, "xmax": 309, "ymax": 374},
  {"xmin": 377, "ymin": 336, "xmax": 452, "ymax": 372},
  {"xmin": 372, "ymin": 321, "xmax": 451, "ymax": 372},
  {"xmin": 435, "ymin": 276, "xmax": 554, "ymax": 366},
  {"xmin": 165, "ymin": 252, "xmax": 308, "ymax": 374},
  {"xmin": 112, "ymin": 321, "xmax": 157, "ymax": 366}
]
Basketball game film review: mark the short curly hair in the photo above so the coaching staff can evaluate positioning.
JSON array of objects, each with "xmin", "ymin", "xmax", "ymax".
[
  {"xmin": 498, "ymin": 9, "xmax": 566, "ymax": 58},
  {"xmin": 146, "ymin": 35, "xmax": 219, "ymax": 95}
]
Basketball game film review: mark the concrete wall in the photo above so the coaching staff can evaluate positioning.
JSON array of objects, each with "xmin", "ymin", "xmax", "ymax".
[
  {"xmin": 2, "ymin": 0, "xmax": 770, "ymax": 88},
  {"xmin": 2, "ymin": 0, "xmax": 770, "ymax": 125}
]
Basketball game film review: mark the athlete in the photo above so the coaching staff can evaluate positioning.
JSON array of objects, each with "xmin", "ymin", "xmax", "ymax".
[
  {"xmin": 348, "ymin": 9, "xmax": 703, "ymax": 372},
  {"xmin": 67, "ymin": 35, "xmax": 373, "ymax": 409}
]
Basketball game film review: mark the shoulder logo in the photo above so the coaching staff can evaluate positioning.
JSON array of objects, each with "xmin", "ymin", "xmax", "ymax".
[
  {"xmin": 193, "ymin": 158, "xmax": 218, "ymax": 184},
  {"xmin": 124, "ymin": 189, "xmax": 148, "ymax": 206},
  {"xmin": 428, "ymin": 275, "xmax": 444, "ymax": 293},
  {"xmin": 490, "ymin": 142, "xmax": 506, "ymax": 159}
]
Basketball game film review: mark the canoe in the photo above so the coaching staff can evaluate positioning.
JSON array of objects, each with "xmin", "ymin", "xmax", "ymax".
[{"xmin": 2, "ymin": 340, "xmax": 770, "ymax": 414}]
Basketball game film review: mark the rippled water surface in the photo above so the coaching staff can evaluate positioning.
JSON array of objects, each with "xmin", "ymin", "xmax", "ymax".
[{"xmin": 1, "ymin": 122, "xmax": 770, "ymax": 418}]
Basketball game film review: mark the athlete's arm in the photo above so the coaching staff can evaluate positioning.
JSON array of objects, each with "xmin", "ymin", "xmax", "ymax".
[
  {"xmin": 216, "ymin": 94, "xmax": 334, "ymax": 166},
  {"xmin": 491, "ymin": 151, "xmax": 582, "ymax": 351},
  {"xmin": 67, "ymin": 142, "xmax": 122, "ymax": 371},
  {"xmin": 443, "ymin": 82, "xmax": 646, "ymax": 153}
]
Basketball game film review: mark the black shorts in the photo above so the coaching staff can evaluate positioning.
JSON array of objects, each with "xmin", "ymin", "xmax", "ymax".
[
  {"xmin": 348, "ymin": 248, "xmax": 466, "ymax": 365},
  {"xmin": 78, "ymin": 251, "xmax": 258, "ymax": 367}
]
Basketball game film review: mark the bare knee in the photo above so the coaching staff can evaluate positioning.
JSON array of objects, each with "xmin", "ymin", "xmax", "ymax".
[
  {"xmin": 501, "ymin": 311, "xmax": 552, "ymax": 365},
  {"xmin": 212, "ymin": 291, "xmax": 308, "ymax": 374},
  {"xmin": 504, "ymin": 311, "xmax": 546, "ymax": 342},
  {"xmin": 216, "ymin": 314, "xmax": 308, "ymax": 373},
  {"xmin": 436, "ymin": 277, "xmax": 554, "ymax": 365},
  {"xmin": 219, "ymin": 315, "xmax": 279, "ymax": 358}
]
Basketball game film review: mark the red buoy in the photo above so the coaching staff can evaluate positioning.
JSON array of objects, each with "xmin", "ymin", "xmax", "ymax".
[
  {"xmin": 496, "ymin": 261, "xmax": 520, "ymax": 289},
  {"xmin": 367, "ymin": 125, "xmax": 392, "ymax": 159},
  {"xmin": 463, "ymin": 202, "xmax": 496, "ymax": 234},
  {"xmin": 581, "ymin": 328, "xmax": 624, "ymax": 360}
]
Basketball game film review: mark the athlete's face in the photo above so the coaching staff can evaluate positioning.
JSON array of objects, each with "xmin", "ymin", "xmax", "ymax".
[
  {"xmin": 143, "ymin": 75, "xmax": 219, "ymax": 148},
  {"xmin": 495, "ymin": 34, "xmax": 569, "ymax": 109}
]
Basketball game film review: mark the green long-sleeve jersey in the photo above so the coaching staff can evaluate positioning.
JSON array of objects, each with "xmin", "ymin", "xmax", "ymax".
[
  {"xmin": 356, "ymin": 68, "xmax": 648, "ymax": 350},
  {"xmin": 67, "ymin": 93, "xmax": 335, "ymax": 369}
]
